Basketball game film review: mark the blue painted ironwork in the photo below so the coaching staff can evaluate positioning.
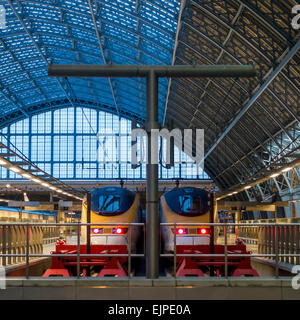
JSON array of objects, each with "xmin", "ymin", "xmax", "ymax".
[
  {"xmin": 0, "ymin": 106, "xmax": 210, "ymax": 181},
  {"xmin": 0, "ymin": 0, "xmax": 180, "ymax": 125}
]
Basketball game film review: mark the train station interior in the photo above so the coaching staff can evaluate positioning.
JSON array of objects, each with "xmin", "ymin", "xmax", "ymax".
[{"xmin": 0, "ymin": 0, "xmax": 299, "ymax": 303}]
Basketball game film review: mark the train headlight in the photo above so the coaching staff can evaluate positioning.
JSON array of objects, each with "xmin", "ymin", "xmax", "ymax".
[
  {"xmin": 178, "ymin": 228, "xmax": 184, "ymax": 235},
  {"xmin": 198, "ymin": 228, "xmax": 209, "ymax": 235},
  {"xmin": 112, "ymin": 227, "xmax": 128, "ymax": 234},
  {"xmin": 92, "ymin": 228, "xmax": 103, "ymax": 234},
  {"xmin": 176, "ymin": 228, "xmax": 187, "ymax": 235}
]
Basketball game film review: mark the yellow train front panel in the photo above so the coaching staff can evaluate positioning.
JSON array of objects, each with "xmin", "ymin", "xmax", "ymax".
[
  {"xmin": 160, "ymin": 187, "xmax": 211, "ymax": 252},
  {"xmin": 81, "ymin": 187, "xmax": 141, "ymax": 249}
]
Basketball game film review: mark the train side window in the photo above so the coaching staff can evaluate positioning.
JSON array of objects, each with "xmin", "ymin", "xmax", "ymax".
[{"xmin": 98, "ymin": 195, "xmax": 121, "ymax": 214}]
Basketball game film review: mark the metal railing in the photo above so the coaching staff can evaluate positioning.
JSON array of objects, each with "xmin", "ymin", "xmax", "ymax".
[
  {"xmin": 0, "ymin": 224, "xmax": 59, "ymax": 267},
  {"xmin": 0, "ymin": 222, "xmax": 145, "ymax": 278},
  {"xmin": 43, "ymin": 237, "xmax": 60, "ymax": 245},
  {"xmin": 160, "ymin": 222, "xmax": 300, "ymax": 278},
  {"xmin": 0, "ymin": 222, "xmax": 300, "ymax": 278},
  {"xmin": 238, "ymin": 223, "xmax": 300, "ymax": 265}
]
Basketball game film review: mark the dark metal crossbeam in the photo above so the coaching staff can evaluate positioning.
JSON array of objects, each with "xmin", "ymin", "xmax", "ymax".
[
  {"xmin": 48, "ymin": 64, "xmax": 256, "ymax": 78},
  {"xmin": 48, "ymin": 63, "xmax": 256, "ymax": 279}
]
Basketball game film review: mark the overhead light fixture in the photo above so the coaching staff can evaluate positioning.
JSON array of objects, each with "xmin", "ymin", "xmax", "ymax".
[
  {"xmin": 24, "ymin": 192, "xmax": 29, "ymax": 201},
  {"xmin": 0, "ymin": 152, "xmax": 82, "ymax": 201},
  {"xmin": 0, "ymin": 159, "xmax": 7, "ymax": 165},
  {"xmin": 233, "ymin": 191, "xmax": 238, "ymax": 194},
  {"xmin": 270, "ymin": 173, "xmax": 280, "ymax": 178},
  {"xmin": 282, "ymin": 167, "xmax": 292, "ymax": 173},
  {"xmin": 228, "ymin": 193, "xmax": 233, "ymax": 196},
  {"xmin": 244, "ymin": 186, "xmax": 251, "ymax": 190},
  {"xmin": 41, "ymin": 183, "xmax": 50, "ymax": 187}
]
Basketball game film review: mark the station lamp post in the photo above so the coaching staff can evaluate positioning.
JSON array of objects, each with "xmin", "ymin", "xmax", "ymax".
[{"xmin": 48, "ymin": 64, "xmax": 256, "ymax": 279}]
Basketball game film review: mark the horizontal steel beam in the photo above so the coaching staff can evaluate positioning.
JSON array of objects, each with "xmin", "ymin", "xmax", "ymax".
[
  {"xmin": 48, "ymin": 64, "xmax": 257, "ymax": 78},
  {"xmin": 218, "ymin": 201, "xmax": 289, "ymax": 208},
  {"xmin": 217, "ymin": 158, "xmax": 300, "ymax": 200}
]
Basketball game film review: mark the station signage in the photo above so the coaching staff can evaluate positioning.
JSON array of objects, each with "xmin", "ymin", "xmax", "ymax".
[
  {"xmin": 59, "ymin": 200, "xmax": 73, "ymax": 207},
  {"xmin": 8, "ymin": 201, "xmax": 40, "ymax": 207}
]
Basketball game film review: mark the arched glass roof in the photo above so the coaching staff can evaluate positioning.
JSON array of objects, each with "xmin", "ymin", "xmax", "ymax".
[
  {"xmin": 0, "ymin": 0, "xmax": 180, "ymax": 124},
  {"xmin": 0, "ymin": 0, "xmax": 299, "ymax": 200}
]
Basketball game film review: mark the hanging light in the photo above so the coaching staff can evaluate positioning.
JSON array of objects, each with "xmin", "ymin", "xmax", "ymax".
[
  {"xmin": 270, "ymin": 173, "xmax": 279, "ymax": 178},
  {"xmin": 0, "ymin": 159, "xmax": 8, "ymax": 165}
]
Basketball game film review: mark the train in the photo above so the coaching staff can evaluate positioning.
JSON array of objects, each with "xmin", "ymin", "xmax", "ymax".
[
  {"xmin": 81, "ymin": 186, "xmax": 210, "ymax": 253},
  {"xmin": 44, "ymin": 185, "xmax": 258, "ymax": 277},
  {"xmin": 160, "ymin": 187, "xmax": 211, "ymax": 252},
  {"xmin": 81, "ymin": 186, "xmax": 142, "ymax": 251}
]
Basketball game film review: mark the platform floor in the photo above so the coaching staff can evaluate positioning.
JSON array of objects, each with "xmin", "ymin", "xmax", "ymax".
[{"xmin": 0, "ymin": 277, "xmax": 299, "ymax": 300}]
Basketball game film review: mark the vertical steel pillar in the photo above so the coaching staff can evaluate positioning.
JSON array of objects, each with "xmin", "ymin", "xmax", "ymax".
[
  {"xmin": 146, "ymin": 70, "xmax": 159, "ymax": 279},
  {"xmin": 209, "ymin": 192, "xmax": 215, "ymax": 276},
  {"xmin": 86, "ymin": 193, "xmax": 91, "ymax": 277},
  {"xmin": 26, "ymin": 225, "xmax": 29, "ymax": 279},
  {"xmin": 131, "ymin": 120, "xmax": 138, "ymax": 170},
  {"xmin": 2, "ymin": 226, "xmax": 6, "ymax": 267},
  {"xmin": 19, "ymin": 199, "xmax": 23, "ymax": 222},
  {"xmin": 166, "ymin": 119, "xmax": 174, "ymax": 169}
]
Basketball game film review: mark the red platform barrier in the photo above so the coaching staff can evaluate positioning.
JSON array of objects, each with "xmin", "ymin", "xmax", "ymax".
[
  {"xmin": 175, "ymin": 241, "xmax": 259, "ymax": 277},
  {"xmin": 43, "ymin": 241, "xmax": 128, "ymax": 277},
  {"xmin": 44, "ymin": 240, "xmax": 258, "ymax": 278}
]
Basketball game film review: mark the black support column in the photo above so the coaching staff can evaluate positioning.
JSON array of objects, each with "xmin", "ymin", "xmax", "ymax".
[
  {"xmin": 209, "ymin": 192, "xmax": 215, "ymax": 276},
  {"xmin": 86, "ymin": 192, "xmax": 91, "ymax": 276},
  {"xmin": 146, "ymin": 70, "xmax": 159, "ymax": 279}
]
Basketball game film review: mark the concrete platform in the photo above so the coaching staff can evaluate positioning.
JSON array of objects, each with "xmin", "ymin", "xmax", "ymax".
[{"xmin": 0, "ymin": 277, "xmax": 299, "ymax": 300}]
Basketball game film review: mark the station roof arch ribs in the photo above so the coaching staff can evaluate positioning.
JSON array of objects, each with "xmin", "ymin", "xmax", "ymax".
[
  {"xmin": 0, "ymin": 0, "xmax": 298, "ymax": 199},
  {"xmin": 164, "ymin": 0, "xmax": 300, "ymax": 199}
]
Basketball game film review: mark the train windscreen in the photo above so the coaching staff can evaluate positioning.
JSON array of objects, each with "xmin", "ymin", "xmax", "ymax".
[
  {"xmin": 163, "ymin": 187, "xmax": 209, "ymax": 216},
  {"xmin": 178, "ymin": 195, "xmax": 202, "ymax": 216},
  {"xmin": 98, "ymin": 195, "xmax": 121, "ymax": 215},
  {"xmin": 91, "ymin": 187, "xmax": 136, "ymax": 216}
]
